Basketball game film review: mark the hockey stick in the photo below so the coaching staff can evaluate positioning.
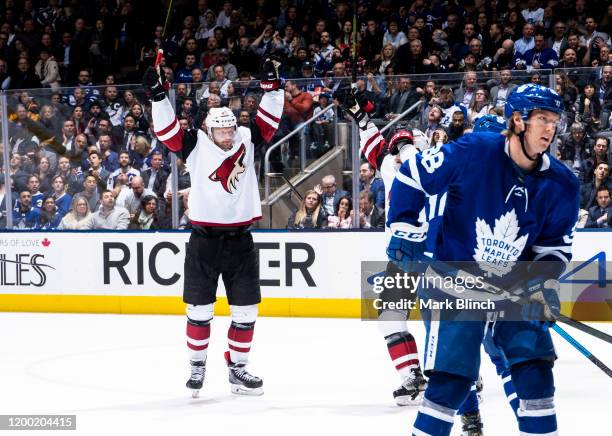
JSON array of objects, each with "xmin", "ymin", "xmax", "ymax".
[
  {"xmin": 416, "ymin": 257, "xmax": 612, "ymax": 345},
  {"xmin": 551, "ymin": 324, "xmax": 612, "ymax": 378}
]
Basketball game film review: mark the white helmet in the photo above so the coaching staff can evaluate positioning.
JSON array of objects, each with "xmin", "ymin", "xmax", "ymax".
[{"xmin": 205, "ymin": 107, "xmax": 237, "ymax": 139}]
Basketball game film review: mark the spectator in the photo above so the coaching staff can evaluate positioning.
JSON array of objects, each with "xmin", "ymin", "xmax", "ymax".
[
  {"xmin": 314, "ymin": 175, "xmax": 349, "ymax": 216},
  {"xmin": 467, "ymin": 88, "xmax": 492, "ymax": 125},
  {"xmin": 287, "ymin": 190, "xmax": 327, "ymax": 229},
  {"xmin": 522, "ymin": 0, "xmax": 544, "ymax": 26},
  {"xmin": 176, "ymin": 53, "xmax": 198, "ymax": 83},
  {"xmin": 580, "ymin": 162, "xmax": 612, "ymax": 210},
  {"xmin": 561, "ymin": 123, "xmax": 593, "ymax": 178},
  {"xmin": 86, "ymin": 190, "xmax": 129, "ymax": 230},
  {"xmin": 447, "ymin": 110, "xmax": 467, "ymax": 141},
  {"xmin": 83, "ymin": 150, "xmax": 111, "ymax": 190},
  {"xmin": 10, "ymin": 57, "xmax": 40, "ymax": 89},
  {"xmin": 423, "ymin": 105, "xmax": 444, "ymax": 142},
  {"xmin": 594, "ymin": 65, "xmax": 612, "ymax": 127},
  {"xmin": 26, "ymin": 175, "xmax": 44, "ymax": 209},
  {"xmin": 36, "ymin": 156, "xmax": 53, "ymax": 193},
  {"xmin": 383, "ymin": 20, "xmax": 408, "ymax": 50},
  {"xmin": 309, "ymin": 93, "xmax": 335, "ymax": 155},
  {"xmin": 377, "ymin": 43, "xmax": 396, "ymax": 76},
  {"xmin": 327, "ymin": 196, "xmax": 353, "ymax": 229},
  {"xmin": 491, "ymin": 39, "xmax": 515, "ymax": 70},
  {"xmin": 490, "ymin": 70, "xmax": 517, "ymax": 109},
  {"xmin": 58, "ymin": 190, "xmax": 93, "ymax": 230},
  {"xmin": 385, "ymin": 76, "xmax": 419, "ymax": 121},
  {"xmin": 585, "ymin": 186, "xmax": 612, "ymax": 228},
  {"xmin": 107, "ymin": 150, "xmax": 140, "ymax": 190},
  {"xmin": 54, "ymin": 156, "xmax": 81, "ymax": 195},
  {"xmin": 37, "ymin": 196, "xmax": 62, "ymax": 230},
  {"xmin": 576, "ymin": 83, "xmax": 602, "ymax": 133},
  {"xmin": 358, "ymin": 190, "xmax": 384, "ymax": 229},
  {"xmin": 454, "ymin": 71, "xmax": 478, "ymax": 107},
  {"xmin": 50, "ymin": 175, "xmax": 72, "ymax": 217},
  {"xmin": 514, "ymin": 32, "xmax": 558, "ymax": 71},
  {"xmin": 128, "ymin": 195, "xmax": 160, "ymax": 230},
  {"xmin": 284, "ymin": 79, "xmax": 314, "ymax": 124},
  {"xmin": 514, "ymin": 23, "xmax": 535, "ymax": 56},
  {"xmin": 358, "ymin": 162, "xmax": 385, "ymax": 209},
  {"xmin": 141, "ymin": 151, "xmax": 169, "ymax": 199},
  {"xmin": 112, "ymin": 114, "xmax": 139, "ymax": 150},
  {"xmin": 361, "ymin": 19, "xmax": 384, "ymax": 62},
  {"xmin": 76, "ymin": 174, "xmax": 101, "ymax": 212},
  {"xmin": 34, "ymin": 48, "xmax": 60, "ymax": 90},
  {"xmin": 584, "ymin": 137, "xmax": 611, "ymax": 179},
  {"xmin": 12, "ymin": 190, "xmax": 40, "ymax": 229},
  {"xmin": 9, "ymin": 152, "xmax": 29, "ymax": 193},
  {"xmin": 115, "ymin": 175, "xmax": 157, "ymax": 219},
  {"xmin": 102, "ymin": 85, "xmax": 125, "ymax": 127},
  {"xmin": 205, "ymin": 48, "xmax": 237, "ymax": 81},
  {"xmin": 548, "ymin": 22, "xmax": 569, "ymax": 58},
  {"xmin": 96, "ymin": 134, "xmax": 119, "ymax": 171}
]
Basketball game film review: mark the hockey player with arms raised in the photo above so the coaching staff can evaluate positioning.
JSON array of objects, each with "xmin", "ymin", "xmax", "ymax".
[
  {"xmin": 386, "ymin": 84, "xmax": 579, "ymax": 435},
  {"xmin": 142, "ymin": 57, "xmax": 284, "ymax": 398}
]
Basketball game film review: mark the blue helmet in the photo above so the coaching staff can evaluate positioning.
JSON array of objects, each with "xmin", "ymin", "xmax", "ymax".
[
  {"xmin": 504, "ymin": 83, "xmax": 564, "ymax": 120},
  {"xmin": 473, "ymin": 114, "xmax": 506, "ymax": 133}
]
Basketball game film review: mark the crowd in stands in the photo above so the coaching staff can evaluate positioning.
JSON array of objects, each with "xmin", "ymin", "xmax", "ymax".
[{"xmin": 0, "ymin": 1, "xmax": 610, "ymax": 230}]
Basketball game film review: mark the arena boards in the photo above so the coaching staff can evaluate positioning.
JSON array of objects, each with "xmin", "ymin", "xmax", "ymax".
[{"xmin": 0, "ymin": 230, "xmax": 610, "ymax": 320}]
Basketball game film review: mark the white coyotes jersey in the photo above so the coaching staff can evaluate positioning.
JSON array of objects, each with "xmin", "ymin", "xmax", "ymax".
[{"xmin": 186, "ymin": 127, "xmax": 262, "ymax": 226}]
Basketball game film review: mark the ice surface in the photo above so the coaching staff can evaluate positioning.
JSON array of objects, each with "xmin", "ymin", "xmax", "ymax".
[{"xmin": 1, "ymin": 313, "xmax": 610, "ymax": 435}]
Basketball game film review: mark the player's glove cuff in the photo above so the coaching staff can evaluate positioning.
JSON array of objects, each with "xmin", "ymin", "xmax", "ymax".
[{"xmin": 260, "ymin": 80, "xmax": 282, "ymax": 92}]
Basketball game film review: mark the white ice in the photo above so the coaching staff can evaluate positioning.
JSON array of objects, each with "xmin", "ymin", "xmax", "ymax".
[{"xmin": 1, "ymin": 313, "xmax": 611, "ymax": 435}]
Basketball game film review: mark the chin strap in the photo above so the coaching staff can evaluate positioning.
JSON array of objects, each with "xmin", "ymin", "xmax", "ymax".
[{"xmin": 518, "ymin": 130, "xmax": 539, "ymax": 162}]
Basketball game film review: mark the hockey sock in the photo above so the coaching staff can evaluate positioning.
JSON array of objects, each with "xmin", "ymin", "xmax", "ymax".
[
  {"xmin": 413, "ymin": 371, "xmax": 472, "ymax": 436},
  {"xmin": 186, "ymin": 318, "xmax": 211, "ymax": 362},
  {"xmin": 512, "ymin": 360, "xmax": 557, "ymax": 435},
  {"xmin": 500, "ymin": 370, "xmax": 520, "ymax": 418},
  {"xmin": 385, "ymin": 331, "xmax": 420, "ymax": 379},
  {"xmin": 457, "ymin": 384, "xmax": 479, "ymax": 416},
  {"xmin": 228, "ymin": 321, "xmax": 255, "ymax": 364},
  {"xmin": 489, "ymin": 351, "xmax": 520, "ymax": 418},
  {"xmin": 186, "ymin": 304, "xmax": 213, "ymax": 362},
  {"xmin": 228, "ymin": 304, "xmax": 258, "ymax": 364}
]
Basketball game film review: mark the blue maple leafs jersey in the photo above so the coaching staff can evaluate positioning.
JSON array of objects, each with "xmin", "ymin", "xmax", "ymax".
[{"xmin": 387, "ymin": 132, "xmax": 580, "ymax": 283}]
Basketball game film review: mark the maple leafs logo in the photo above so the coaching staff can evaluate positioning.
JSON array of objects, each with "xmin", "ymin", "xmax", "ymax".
[
  {"xmin": 209, "ymin": 144, "xmax": 246, "ymax": 194},
  {"xmin": 473, "ymin": 209, "xmax": 528, "ymax": 277}
]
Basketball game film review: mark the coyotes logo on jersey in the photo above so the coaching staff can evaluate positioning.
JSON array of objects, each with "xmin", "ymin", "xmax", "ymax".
[{"xmin": 209, "ymin": 144, "xmax": 247, "ymax": 194}]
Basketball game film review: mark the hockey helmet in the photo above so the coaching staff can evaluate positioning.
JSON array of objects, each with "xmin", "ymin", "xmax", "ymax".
[
  {"xmin": 205, "ymin": 107, "xmax": 237, "ymax": 140},
  {"xmin": 388, "ymin": 130, "xmax": 414, "ymax": 156},
  {"xmin": 472, "ymin": 114, "xmax": 507, "ymax": 133},
  {"xmin": 504, "ymin": 83, "xmax": 563, "ymax": 121}
]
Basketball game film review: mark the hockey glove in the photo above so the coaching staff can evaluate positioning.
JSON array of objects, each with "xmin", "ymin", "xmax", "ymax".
[
  {"xmin": 142, "ymin": 66, "xmax": 167, "ymax": 102},
  {"xmin": 520, "ymin": 279, "xmax": 561, "ymax": 328},
  {"xmin": 345, "ymin": 86, "xmax": 375, "ymax": 130},
  {"xmin": 260, "ymin": 55, "xmax": 282, "ymax": 92},
  {"xmin": 386, "ymin": 222, "xmax": 428, "ymax": 273}
]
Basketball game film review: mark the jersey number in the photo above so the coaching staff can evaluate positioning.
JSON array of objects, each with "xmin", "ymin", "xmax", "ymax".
[{"xmin": 421, "ymin": 144, "xmax": 444, "ymax": 174}]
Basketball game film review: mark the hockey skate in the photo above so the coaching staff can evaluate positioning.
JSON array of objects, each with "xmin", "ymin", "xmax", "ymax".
[
  {"xmin": 186, "ymin": 360, "xmax": 206, "ymax": 398},
  {"xmin": 225, "ymin": 351, "xmax": 263, "ymax": 396},
  {"xmin": 393, "ymin": 367, "xmax": 427, "ymax": 406},
  {"xmin": 461, "ymin": 411, "xmax": 484, "ymax": 436}
]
